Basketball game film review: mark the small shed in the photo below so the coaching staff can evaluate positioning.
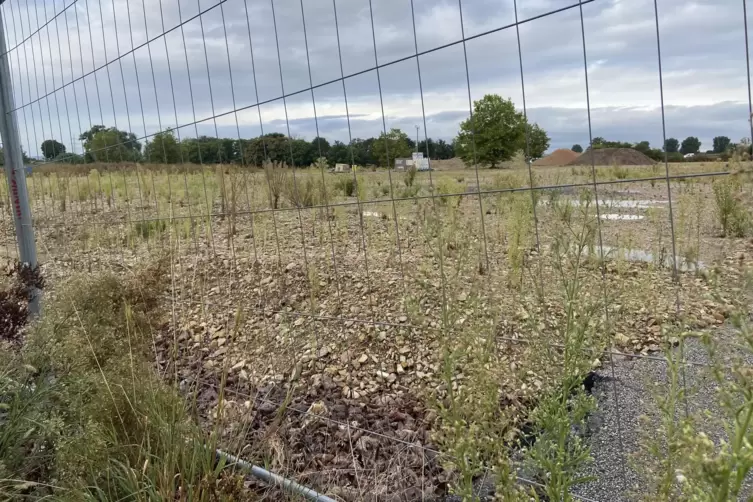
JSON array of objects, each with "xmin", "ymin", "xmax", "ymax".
[
  {"xmin": 394, "ymin": 158, "xmax": 412, "ymax": 170},
  {"xmin": 334, "ymin": 163, "xmax": 351, "ymax": 173},
  {"xmin": 395, "ymin": 155, "xmax": 431, "ymax": 171}
]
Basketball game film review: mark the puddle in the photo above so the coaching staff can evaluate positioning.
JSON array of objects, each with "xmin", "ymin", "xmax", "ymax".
[
  {"xmin": 543, "ymin": 199, "xmax": 667, "ymax": 209},
  {"xmin": 601, "ymin": 200, "xmax": 667, "ymax": 209},
  {"xmin": 604, "ymin": 189, "xmax": 644, "ymax": 197},
  {"xmin": 600, "ymin": 214, "xmax": 645, "ymax": 221},
  {"xmin": 593, "ymin": 244, "xmax": 704, "ymax": 272}
]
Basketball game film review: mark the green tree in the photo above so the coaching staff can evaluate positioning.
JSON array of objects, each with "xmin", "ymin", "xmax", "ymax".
[
  {"xmin": 54, "ymin": 152, "xmax": 85, "ymax": 164},
  {"xmin": 85, "ymin": 130, "xmax": 141, "ymax": 162},
  {"xmin": 289, "ymin": 138, "xmax": 315, "ymax": 166},
  {"xmin": 680, "ymin": 136, "xmax": 701, "ymax": 155},
  {"xmin": 0, "ymin": 147, "xmax": 31, "ymax": 165},
  {"xmin": 417, "ymin": 138, "xmax": 455, "ymax": 159},
  {"xmin": 41, "ymin": 139, "xmax": 66, "ymax": 160},
  {"xmin": 634, "ymin": 141, "xmax": 651, "ymax": 154},
  {"xmin": 372, "ymin": 128, "xmax": 412, "ymax": 167},
  {"xmin": 592, "ymin": 137, "xmax": 631, "ymax": 149},
  {"xmin": 218, "ymin": 138, "xmax": 238, "ymax": 163},
  {"xmin": 434, "ymin": 139, "xmax": 455, "ymax": 159},
  {"xmin": 351, "ymin": 138, "xmax": 376, "ymax": 165},
  {"xmin": 455, "ymin": 94, "xmax": 525, "ymax": 168},
  {"xmin": 572, "ymin": 144, "xmax": 583, "ymax": 153},
  {"xmin": 311, "ymin": 136, "xmax": 331, "ymax": 158},
  {"xmin": 243, "ymin": 133, "xmax": 288, "ymax": 166},
  {"xmin": 525, "ymin": 122, "xmax": 550, "ymax": 160},
  {"xmin": 664, "ymin": 137, "xmax": 679, "ymax": 153},
  {"xmin": 143, "ymin": 130, "xmax": 181, "ymax": 164},
  {"xmin": 712, "ymin": 136, "xmax": 731, "ymax": 154},
  {"xmin": 80, "ymin": 125, "xmax": 141, "ymax": 162},
  {"xmin": 327, "ymin": 140, "xmax": 350, "ymax": 166}
]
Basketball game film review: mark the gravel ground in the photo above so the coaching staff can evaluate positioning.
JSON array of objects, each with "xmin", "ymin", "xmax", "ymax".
[{"xmin": 572, "ymin": 326, "xmax": 753, "ymax": 502}]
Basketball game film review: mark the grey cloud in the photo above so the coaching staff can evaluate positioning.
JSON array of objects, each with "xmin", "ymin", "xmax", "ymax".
[{"xmin": 2, "ymin": 0, "xmax": 751, "ymax": 159}]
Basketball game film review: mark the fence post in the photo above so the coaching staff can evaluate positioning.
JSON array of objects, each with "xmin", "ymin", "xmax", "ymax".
[{"xmin": 0, "ymin": 5, "xmax": 40, "ymax": 314}]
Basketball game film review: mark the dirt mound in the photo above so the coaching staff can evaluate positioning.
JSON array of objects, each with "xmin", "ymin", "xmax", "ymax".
[
  {"xmin": 533, "ymin": 148, "xmax": 580, "ymax": 167},
  {"xmin": 567, "ymin": 148, "xmax": 656, "ymax": 166}
]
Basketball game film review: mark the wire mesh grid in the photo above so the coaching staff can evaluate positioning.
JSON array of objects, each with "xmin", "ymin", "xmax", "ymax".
[{"xmin": 0, "ymin": 0, "xmax": 752, "ymax": 500}]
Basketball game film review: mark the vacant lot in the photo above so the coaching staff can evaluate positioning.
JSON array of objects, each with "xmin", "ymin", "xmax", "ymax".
[{"xmin": 4, "ymin": 159, "xmax": 751, "ymax": 500}]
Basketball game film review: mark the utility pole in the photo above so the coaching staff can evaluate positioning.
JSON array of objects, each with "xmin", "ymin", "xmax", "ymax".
[{"xmin": 415, "ymin": 125, "xmax": 419, "ymax": 154}]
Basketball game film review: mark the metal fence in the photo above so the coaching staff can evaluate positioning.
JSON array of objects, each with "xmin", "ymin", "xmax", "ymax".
[{"xmin": 0, "ymin": 0, "xmax": 751, "ymax": 500}]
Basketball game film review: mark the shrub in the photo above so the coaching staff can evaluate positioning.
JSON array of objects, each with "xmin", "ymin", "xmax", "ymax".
[
  {"xmin": 284, "ymin": 174, "xmax": 321, "ymax": 208},
  {"xmin": 76, "ymin": 179, "xmax": 91, "ymax": 202},
  {"xmin": 264, "ymin": 164, "xmax": 287, "ymax": 209},
  {"xmin": 713, "ymin": 178, "xmax": 750, "ymax": 237},
  {"xmin": 404, "ymin": 165, "xmax": 417, "ymax": 187},
  {"xmin": 56, "ymin": 174, "xmax": 70, "ymax": 212},
  {"xmin": 133, "ymin": 219, "xmax": 167, "ymax": 240},
  {"xmin": 2, "ymin": 262, "xmax": 249, "ymax": 500},
  {"xmin": 400, "ymin": 184, "xmax": 420, "ymax": 199},
  {"xmin": 492, "ymin": 172, "xmax": 522, "ymax": 191},
  {"xmin": 334, "ymin": 176, "xmax": 356, "ymax": 197},
  {"xmin": 435, "ymin": 177, "xmax": 463, "ymax": 207},
  {"xmin": 642, "ymin": 286, "xmax": 753, "ymax": 501},
  {"xmin": 612, "ymin": 165, "xmax": 629, "ymax": 180},
  {"xmin": 312, "ymin": 156, "xmax": 328, "ymax": 170},
  {"xmin": 507, "ymin": 195, "xmax": 533, "ymax": 287}
]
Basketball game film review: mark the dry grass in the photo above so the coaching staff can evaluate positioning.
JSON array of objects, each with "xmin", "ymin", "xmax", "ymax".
[{"xmin": 9, "ymin": 158, "xmax": 753, "ymax": 499}]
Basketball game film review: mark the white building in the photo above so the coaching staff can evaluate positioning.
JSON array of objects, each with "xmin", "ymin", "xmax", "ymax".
[{"xmin": 394, "ymin": 152, "xmax": 431, "ymax": 171}]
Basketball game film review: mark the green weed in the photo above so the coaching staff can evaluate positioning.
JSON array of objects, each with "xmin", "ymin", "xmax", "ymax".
[
  {"xmin": 264, "ymin": 164, "xmax": 287, "ymax": 209},
  {"xmin": 0, "ymin": 262, "xmax": 246, "ymax": 500},
  {"xmin": 133, "ymin": 219, "xmax": 168, "ymax": 241},
  {"xmin": 404, "ymin": 165, "xmax": 417, "ymax": 188},
  {"xmin": 713, "ymin": 178, "xmax": 750, "ymax": 237},
  {"xmin": 523, "ymin": 200, "xmax": 604, "ymax": 501},
  {"xmin": 612, "ymin": 165, "xmax": 629, "ymax": 180},
  {"xmin": 334, "ymin": 176, "xmax": 356, "ymax": 197},
  {"xmin": 285, "ymin": 174, "xmax": 322, "ymax": 208},
  {"xmin": 507, "ymin": 195, "xmax": 533, "ymax": 288}
]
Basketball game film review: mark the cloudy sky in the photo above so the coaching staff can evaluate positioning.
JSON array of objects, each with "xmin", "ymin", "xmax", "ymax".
[{"xmin": 1, "ymin": 0, "xmax": 751, "ymax": 158}]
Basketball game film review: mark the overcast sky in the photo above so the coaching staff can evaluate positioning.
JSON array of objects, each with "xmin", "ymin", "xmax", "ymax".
[{"xmin": 1, "ymin": 0, "xmax": 751, "ymax": 158}]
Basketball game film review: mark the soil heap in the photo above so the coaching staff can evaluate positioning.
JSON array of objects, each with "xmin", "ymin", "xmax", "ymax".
[
  {"xmin": 568, "ymin": 148, "xmax": 656, "ymax": 166},
  {"xmin": 533, "ymin": 148, "xmax": 581, "ymax": 167}
]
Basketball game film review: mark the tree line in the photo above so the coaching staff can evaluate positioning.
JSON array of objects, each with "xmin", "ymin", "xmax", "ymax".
[
  {"xmin": 36, "ymin": 125, "xmax": 456, "ymax": 167},
  {"xmin": 570, "ymin": 135, "xmax": 748, "ymax": 162},
  {"xmin": 29, "ymin": 93, "xmax": 745, "ymax": 169},
  {"xmin": 36, "ymin": 93, "xmax": 549, "ymax": 169}
]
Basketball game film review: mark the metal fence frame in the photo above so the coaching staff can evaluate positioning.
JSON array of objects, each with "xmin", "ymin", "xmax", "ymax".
[
  {"xmin": 0, "ymin": 0, "xmax": 37, "ymax": 313},
  {"xmin": 0, "ymin": 0, "xmax": 750, "ymax": 500}
]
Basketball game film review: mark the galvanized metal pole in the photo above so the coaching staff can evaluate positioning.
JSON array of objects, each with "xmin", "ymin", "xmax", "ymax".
[
  {"xmin": 216, "ymin": 449, "xmax": 337, "ymax": 502},
  {"xmin": 0, "ymin": 5, "xmax": 40, "ymax": 314}
]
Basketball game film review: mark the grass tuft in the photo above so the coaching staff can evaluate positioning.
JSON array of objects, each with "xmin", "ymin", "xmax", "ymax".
[{"xmin": 1, "ymin": 260, "xmax": 250, "ymax": 500}]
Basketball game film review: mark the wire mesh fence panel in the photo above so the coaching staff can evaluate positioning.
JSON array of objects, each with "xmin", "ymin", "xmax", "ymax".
[{"xmin": 1, "ymin": 0, "xmax": 753, "ymax": 500}]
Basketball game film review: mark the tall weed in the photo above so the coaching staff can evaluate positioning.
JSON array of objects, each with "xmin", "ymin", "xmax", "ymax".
[
  {"xmin": 0, "ymin": 261, "xmax": 249, "ymax": 500},
  {"xmin": 713, "ymin": 178, "xmax": 750, "ymax": 237},
  {"xmin": 523, "ymin": 201, "xmax": 604, "ymax": 500},
  {"xmin": 264, "ymin": 164, "xmax": 287, "ymax": 209},
  {"xmin": 506, "ymin": 195, "xmax": 533, "ymax": 288},
  {"xmin": 404, "ymin": 165, "xmax": 417, "ymax": 188},
  {"xmin": 643, "ymin": 280, "xmax": 753, "ymax": 500},
  {"xmin": 334, "ymin": 176, "xmax": 356, "ymax": 197}
]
